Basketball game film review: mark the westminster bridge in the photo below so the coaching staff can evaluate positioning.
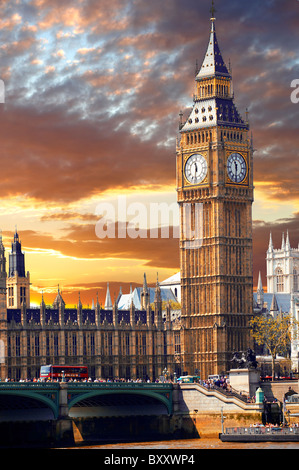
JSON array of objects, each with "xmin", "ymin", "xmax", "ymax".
[
  {"xmin": 0, "ymin": 380, "xmax": 282, "ymax": 446},
  {"xmin": 0, "ymin": 381, "xmax": 174, "ymax": 420}
]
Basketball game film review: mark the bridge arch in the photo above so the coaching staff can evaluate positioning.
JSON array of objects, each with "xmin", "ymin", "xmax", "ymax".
[
  {"xmin": 68, "ymin": 389, "xmax": 172, "ymax": 415},
  {"xmin": 0, "ymin": 390, "xmax": 59, "ymax": 420}
]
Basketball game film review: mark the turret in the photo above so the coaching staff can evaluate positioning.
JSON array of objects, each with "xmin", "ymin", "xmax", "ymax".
[
  {"xmin": 141, "ymin": 273, "xmax": 149, "ymax": 310},
  {"xmin": 9, "ymin": 228, "xmax": 25, "ymax": 277},
  {"xmin": 53, "ymin": 285, "xmax": 65, "ymax": 325},
  {"xmin": 7, "ymin": 229, "xmax": 30, "ymax": 308},
  {"xmin": 95, "ymin": 292, "xmax": 101, "ymax": 327}
]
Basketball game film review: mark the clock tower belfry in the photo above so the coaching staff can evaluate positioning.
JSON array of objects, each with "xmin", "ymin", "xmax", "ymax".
[{"xmin": 177, "ymin": 8, "xmax": 254, "ymax": 378}]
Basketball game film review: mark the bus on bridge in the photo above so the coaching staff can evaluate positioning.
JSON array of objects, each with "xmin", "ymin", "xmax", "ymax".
[{"xmin": 40, "ymin": 365, "xmax": 88, "ymax": 381}]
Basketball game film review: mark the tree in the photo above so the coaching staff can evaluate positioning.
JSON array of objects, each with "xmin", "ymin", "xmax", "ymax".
[{"xmin": 249, "ymin": 314, "xmax": 295, "ymax": 381}]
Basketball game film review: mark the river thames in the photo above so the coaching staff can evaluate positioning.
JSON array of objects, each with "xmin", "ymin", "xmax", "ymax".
[{"xmin": 69, "ymin": 437, "xmax": 299, "ymax": 450}]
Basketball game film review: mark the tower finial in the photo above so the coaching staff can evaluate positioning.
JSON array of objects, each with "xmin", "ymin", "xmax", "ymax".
[{"xmin": 210, "ymin": 0, "xmax": 216, "ymax": 19}]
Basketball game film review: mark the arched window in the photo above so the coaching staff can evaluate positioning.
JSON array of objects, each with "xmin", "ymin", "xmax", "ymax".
[{"xmin": 276, "ymin": 267, "xmax": 284, "ymax": 293}]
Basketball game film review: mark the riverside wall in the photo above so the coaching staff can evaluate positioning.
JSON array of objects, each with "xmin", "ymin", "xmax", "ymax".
[
  {"xmin": 2, "ymin": 382, "xmax": 298, "ymax": 446},
  {"xmin": 71, "ymin": 383, "xmax": 266, "ymax": 443}
]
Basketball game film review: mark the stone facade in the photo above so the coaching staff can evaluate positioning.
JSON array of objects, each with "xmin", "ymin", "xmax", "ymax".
[
  {"xmin": 0, "ymin": 278, "xmax": 182, "ymax": 381},
  {"xmin": 0, "ymin": 230, "xmax": 183, "ymax": 381}
]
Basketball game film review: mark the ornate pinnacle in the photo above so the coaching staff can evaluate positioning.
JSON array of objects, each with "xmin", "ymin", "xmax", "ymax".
[{"xmin": 210, "ymin": 0, "xmax": 216, "ymax": 19}]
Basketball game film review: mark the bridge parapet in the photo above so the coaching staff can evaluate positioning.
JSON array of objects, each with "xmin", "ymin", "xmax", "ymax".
[{"xmin": 0, "ymin": 382, "xmax": 60, "ymax": 390}]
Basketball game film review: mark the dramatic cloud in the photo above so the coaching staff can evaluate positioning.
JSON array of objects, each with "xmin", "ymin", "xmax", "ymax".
[{"xmin": 0, "ymin": 0, "xmax": 298, "ymax": 303}]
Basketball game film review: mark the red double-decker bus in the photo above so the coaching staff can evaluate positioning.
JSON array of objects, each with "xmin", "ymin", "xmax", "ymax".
[{"xmin": 40, "ymin": 365, "xmax": 88, "ymax": 381}]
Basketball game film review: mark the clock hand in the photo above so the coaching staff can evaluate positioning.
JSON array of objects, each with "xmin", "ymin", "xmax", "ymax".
[{"xmin": 234, "ymin": 161, "xmax": 239, "ymax": 180}]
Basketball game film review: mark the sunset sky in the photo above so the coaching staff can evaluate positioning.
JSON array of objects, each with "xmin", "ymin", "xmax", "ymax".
[{"xmin": 0, "ymin": 0, "xmax": 298, "ymax": 307}]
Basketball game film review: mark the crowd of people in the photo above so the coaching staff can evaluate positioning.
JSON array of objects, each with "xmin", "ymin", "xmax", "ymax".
[
  {"xmin": 249, "ymin": 422, "xmax": 299, "ymax": 428},
  {"xmin": 200, "ymin": 377, "xmax": 230, "ymax": 390},
  {"xmin": 2, "ymin": 377, "xmax": 160, "ymax": 383}
]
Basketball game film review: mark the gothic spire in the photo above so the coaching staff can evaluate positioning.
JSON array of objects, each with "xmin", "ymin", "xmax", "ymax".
[
  {"xmin": 154, "ymin": 273, "xmax": 162, "ymax": 303},
  {"xmin": 53, "ymin": 284, "xmax": 65, "ymax": 308},
  {"xmin": 116, "ymin": 286, "xmax": 122, "ymax": 306},
  {"xmin": 286, "ymin": 230, "xmax": 290, "ymax": 251},
  {"xmin": 196, "ymin": 4, "xmax": 230, "ymax": 81},
  {"xmin": 270, "ymin": 294, "xmax": 279, "ymax": 313},
  {"xmin": 257, "ymin": 271, "xmax": 264, "ymax": 307},
  {"xmin": 257, "ymin": 271, "xmax": 264, "ymax": 293},
  {"xmin": 268, "ymin": 232, "xmax": 273, "ymax": 252},
  {"xmin": 181, "ymin": 6, "xmax": 247, "ymax": 134},
  {"xmin": 281, "ymin": 232, "xmax": 285, "ymax": 250},
  {"xmin": 41, "ymin": 290, "xmax": 45, "ymax": 307},
  {"xmin": 77, "ymin": 291, "xmax": 82, "ymax": 308},
  {"xmin": 9, "ymin": 228, "xmax": 25, "ymax": 277},
  {"xmin": 104, "ymin": 282, "xmax": 112, "ymax": 310},
  {"xmin": 143, "ymin": 272, "xmax": 148, "ymax": 291}
]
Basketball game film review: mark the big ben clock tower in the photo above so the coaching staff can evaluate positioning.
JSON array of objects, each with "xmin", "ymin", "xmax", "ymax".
[{"xmin": 177, "ymin": 4, "xmax": 254, "ymax": 378}]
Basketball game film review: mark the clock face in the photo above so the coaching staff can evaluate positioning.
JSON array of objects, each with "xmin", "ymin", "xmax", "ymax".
[
  {"xmin": 227, "ymin": 153, "xmax": 247, "ymax": 183},
  {"xmin": 185, "ymin": 154, "xmax": 208, "ymax": 184}
]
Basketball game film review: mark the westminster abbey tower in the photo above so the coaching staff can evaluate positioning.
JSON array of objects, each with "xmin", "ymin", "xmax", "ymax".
[{"xmin": 177, "ymin": 6, "xmax": 254, "ymax": 378}]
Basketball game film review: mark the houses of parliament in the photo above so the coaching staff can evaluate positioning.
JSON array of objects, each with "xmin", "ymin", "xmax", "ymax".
[
  {"xmin": 0, "ymin": 7, "xmax": 257, "ymax": 381},
  {"xmin": 0, "ymin": 230, "xmax": 181, "ymax": 381}
]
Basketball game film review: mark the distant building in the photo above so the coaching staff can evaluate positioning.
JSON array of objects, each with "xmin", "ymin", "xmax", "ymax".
[
  {"xmin": 266, "ymin": 231, "xmax": 299, "ymax": 294},
  {"xmin": 159, "ymin": 272, "xmax": 181, "ymax": 304},
  {"xmin": 115, "ymin": 273, "xmax": 179, "ymax": 311},
  {"xmin": 254, "ymin": 232, "xmax": 299, "ymax": 371}
]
